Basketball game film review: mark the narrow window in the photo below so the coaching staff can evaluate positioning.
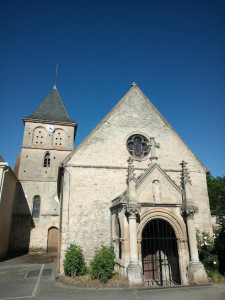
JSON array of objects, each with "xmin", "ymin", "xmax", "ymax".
[
  {"xmin": 118, "ymin": 221, "xmax": 122, "ymax": 259},
  {"xmin": 116, "ymin": 215, "xmax": 122, "ymax": 259},
  {"xmin": 32, "ymin": 195, "xmax": 41, "ymax": 218},
  {"xmin": 44, "ymin": 153, "xmax": 51, "ymax": 167}
]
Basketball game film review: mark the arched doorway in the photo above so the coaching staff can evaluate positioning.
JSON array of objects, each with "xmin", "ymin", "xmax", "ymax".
[
  {"xmin": 47, "ymin": 227, "xmax": 59, "ymax": 253},
  {"xmin": 141, "ymin": 218, "xmax": 180, "ymax": 286}
]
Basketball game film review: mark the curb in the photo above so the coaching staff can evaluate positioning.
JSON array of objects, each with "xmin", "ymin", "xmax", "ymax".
[
  {"xmin": 57, "ymin": 275, "xmax": 130, "ymax": 290},
  {"xmin": 57, "ymin": 275, "xmax": 214, "ymax": 291}
]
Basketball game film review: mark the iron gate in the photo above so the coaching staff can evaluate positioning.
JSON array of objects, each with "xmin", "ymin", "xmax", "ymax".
[{"xmin": 141, "ymin": 219, "xmax": 181, "ymax": 286}]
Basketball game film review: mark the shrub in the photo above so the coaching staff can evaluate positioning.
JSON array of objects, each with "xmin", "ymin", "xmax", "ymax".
[
  {"xmin": 64, "ymin": 244, "xmax": 87, "ymax": 277},
  {"xmin": 90, "ymin": 245, "xmax": 115, "ymax": 283},
  {"xmin": 196, "ymin": 230, "xmax": 219, "ymax": 277}
]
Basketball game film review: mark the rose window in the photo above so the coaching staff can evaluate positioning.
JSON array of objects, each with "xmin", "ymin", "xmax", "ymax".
[{"xmin": 127, "ymin": 134, "xmax": 150, "ymax": 159}]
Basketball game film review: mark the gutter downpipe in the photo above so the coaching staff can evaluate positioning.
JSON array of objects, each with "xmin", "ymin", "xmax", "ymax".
[{"xmin": 0, "ymin": 163, "xmax": 9, "ymax": 205}]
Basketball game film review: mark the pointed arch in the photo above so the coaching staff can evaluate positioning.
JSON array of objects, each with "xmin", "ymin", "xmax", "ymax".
[
  {"xmin": 32, "ymin": 195, "xmax": 41, "ymax": 218},
  {"xmin": 116, "ymin": 215, "xmax": 122, "ymax": 259},
  {"xmin": 44, "ymin": 152, "xmax": 51, "ymax": 167},
  {"xmin": 33, "ymin": 126, "xmax": 47, "ymax": 146}
]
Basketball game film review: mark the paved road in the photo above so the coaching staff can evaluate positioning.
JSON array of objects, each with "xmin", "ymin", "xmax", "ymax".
[{"xmin": 0, "ymin": 254, "xmax": 224, "ymax": 300}]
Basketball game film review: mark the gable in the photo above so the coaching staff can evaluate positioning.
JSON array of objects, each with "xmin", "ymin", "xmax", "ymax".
[
  {"xmin": 136, "ymin": 164, "xmax": 182, "ymax": 204},
  {"xmin": 62, "ymin": 85, "xmax": 207, "ymax": 175}
]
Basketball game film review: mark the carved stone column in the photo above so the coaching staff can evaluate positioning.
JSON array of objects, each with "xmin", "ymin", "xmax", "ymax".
[
  {"xmin": 180, "ymin": 161, "xmax": 208, "ymax": 284},
  {"xmin": 125, "ymin": 158, "xmax": 143, "ymax": 285},
  {"xmin": 126, "ymin": 205, "xmax": 143, "ymax": 286},
  {"xmin": 127, "ymin": 206, "xmax": 140, "ymax": 264},
  {"xmin": 185, "ymin": 207, "xmax": 208, "ymax": 284},
  {"xmin": 186, "ymin": 209, "xmax": 200, "ymax": 262}
]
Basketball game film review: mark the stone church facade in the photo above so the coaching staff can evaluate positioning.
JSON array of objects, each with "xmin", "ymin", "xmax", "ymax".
[{"xmin": 12, "ymin": 83, "xmax": 212, "ymax": 286}]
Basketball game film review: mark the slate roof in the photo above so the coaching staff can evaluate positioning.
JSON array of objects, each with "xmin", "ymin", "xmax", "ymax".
[{"xmin": 25, "ymin": 86, "xmax": 75, "ymax": 123}]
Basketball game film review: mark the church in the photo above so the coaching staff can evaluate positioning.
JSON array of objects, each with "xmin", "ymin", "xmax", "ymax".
[{"xmin": 11, "ymin": 82, "xmax": 212, "ymax": 286}]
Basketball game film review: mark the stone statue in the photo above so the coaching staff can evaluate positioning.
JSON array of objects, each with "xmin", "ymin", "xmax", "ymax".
[{"xmin": 153, "ymin": 180, "xmax": 161, "ymax": 202}]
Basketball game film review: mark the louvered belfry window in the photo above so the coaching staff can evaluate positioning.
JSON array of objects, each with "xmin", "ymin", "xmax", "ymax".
[
  {"xmin": 32, "ymin": 195, "xmax": 41, "ymax": 218},
  {"xmin": 44, "ymin": 153, "xmax": 51, "ymax": 167}
]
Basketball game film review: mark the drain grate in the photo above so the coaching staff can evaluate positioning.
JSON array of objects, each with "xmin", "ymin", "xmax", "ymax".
[{"xmin": 26, "ymin": 268, "xmax": 52, "ymax": 278}]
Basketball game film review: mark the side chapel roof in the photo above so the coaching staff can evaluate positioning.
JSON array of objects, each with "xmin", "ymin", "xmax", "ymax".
[{"xmin": 24, "ymin": 85, "xmax": 76, "ymax": 124}]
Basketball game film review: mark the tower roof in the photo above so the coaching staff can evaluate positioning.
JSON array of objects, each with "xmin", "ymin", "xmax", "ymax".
[{"xmin": 24, "ymin": 86, "xmax": 75, "ymax": 123}]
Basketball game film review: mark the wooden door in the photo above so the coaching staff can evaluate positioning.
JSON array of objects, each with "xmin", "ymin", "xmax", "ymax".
[{"xmin": 48, "ymin": 227, "xmax": 58, "ymax": 253}]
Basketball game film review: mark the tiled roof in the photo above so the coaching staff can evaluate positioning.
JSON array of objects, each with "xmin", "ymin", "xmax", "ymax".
[{"xmin": 25, "ymin": 86, "xmax": 75, "ymax": 123}]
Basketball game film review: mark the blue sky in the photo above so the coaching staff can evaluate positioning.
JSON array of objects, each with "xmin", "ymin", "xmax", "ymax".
[{"xmin": 1, "ymin": 0, "xmax": 224, "ymax": 177}]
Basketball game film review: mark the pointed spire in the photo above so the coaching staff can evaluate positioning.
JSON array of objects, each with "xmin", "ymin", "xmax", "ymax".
[{"xmin": 24, "ymin": 87, "xmax": 75, "ymax": 123}]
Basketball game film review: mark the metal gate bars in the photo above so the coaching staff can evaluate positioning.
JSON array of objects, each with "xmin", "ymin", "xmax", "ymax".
[{"xmin": 141, "ymin": 218, "xmax": 181, "ymax": 286}]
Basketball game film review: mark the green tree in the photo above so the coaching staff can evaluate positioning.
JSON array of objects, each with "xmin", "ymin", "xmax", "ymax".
[
  {"xmin": 207, "ymin": 174, "xmax": 225, "ymax": 227},
  {"xmin": 207, "ymin": 174, "xmax": 225, "ymax": 275}
]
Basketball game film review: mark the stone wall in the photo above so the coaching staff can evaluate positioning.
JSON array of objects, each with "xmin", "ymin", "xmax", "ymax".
[
  {"xmin": 0, "ymin": 165, "xmax": 18, "ymax": 258},
  {"xmin": 59, "ymin": 86, "xmax": 212, "ymax": 272}
]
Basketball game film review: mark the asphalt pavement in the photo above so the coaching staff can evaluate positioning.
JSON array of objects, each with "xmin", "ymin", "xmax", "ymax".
[{"xmin": 0, "ymin": 253, "xmax": 224, "ymax": 300}]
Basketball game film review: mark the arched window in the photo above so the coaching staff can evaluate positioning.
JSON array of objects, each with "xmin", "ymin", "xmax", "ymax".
[
  {"xmin": 116, "ymin": 215, "xmax": 122, "ymax": 259},
  {"xmin": 33, "ymin": 126, "xmax": 46, "ymax": 146},
  {"xmin": 32, "ymin": 195, "xmax": 41, "ymax": 218},
  {"xmin": 44, "ymin": 153, "xmax": 50, "ymax": 167}
]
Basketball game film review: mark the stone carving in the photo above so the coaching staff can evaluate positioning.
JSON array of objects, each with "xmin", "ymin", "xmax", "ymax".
[
  {"xmin": 125, "ymin": 204, "xmax": 141, "ymax": 218},
  {"xmin": 180, "ymin": 160, "xmax": 192, "ymax": 185},
  {"xmin": 127, "ymin": 157, "xmax": 136, "ymax": 183},
  {"xmin": 180, "ymin": 161, "xmax": 198, "ymax": 219},
  {"xmin": 181, "ymin": 204, "xmax": 198, "ymax": 219},
  {"xmin": 152, "ymin": 180, "xmax": 161, "ymax": 202},
  {"xmin": 147, "ymin": 137, "xmax": 160, "ymax": 164}
]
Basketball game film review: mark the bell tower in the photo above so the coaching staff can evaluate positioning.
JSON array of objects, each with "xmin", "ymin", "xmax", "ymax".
[{"xmin": 17, "ymin": 85, "xmax": 77, "ymax": 252}]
